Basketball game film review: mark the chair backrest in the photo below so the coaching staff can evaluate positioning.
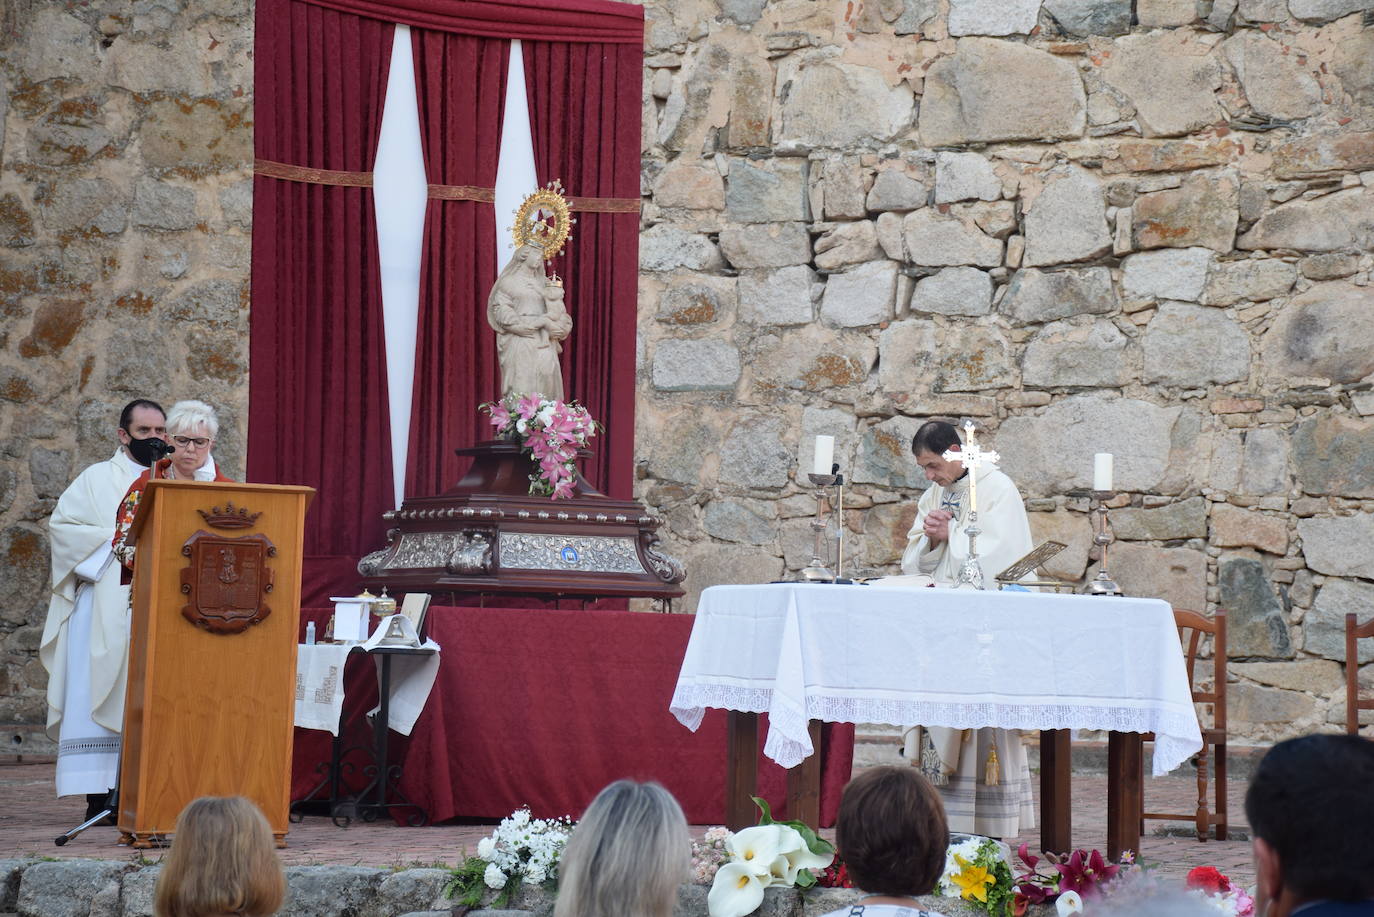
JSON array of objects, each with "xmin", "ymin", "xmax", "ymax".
[
  {"xmin": 1174, "ymin": 608, "xmax": 1227, "ymax": 732},
  {"xmin": 1345, "ymin": 614, "xmax": 1374, "ymax": 735}
]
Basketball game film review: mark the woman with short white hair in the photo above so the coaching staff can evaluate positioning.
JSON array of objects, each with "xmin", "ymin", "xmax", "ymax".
[
  {"xmin": 112, "ymin": 400, "xmax": 232, "ymax": 570},
  {"xmin": 553, "ymin": 780, "xmax": 690, "ymax": 917}
]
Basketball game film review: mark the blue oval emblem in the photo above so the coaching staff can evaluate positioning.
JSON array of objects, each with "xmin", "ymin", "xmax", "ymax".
[{"xmin": 560, "ymin": 545, "xmax": 579, "ymax": 563}]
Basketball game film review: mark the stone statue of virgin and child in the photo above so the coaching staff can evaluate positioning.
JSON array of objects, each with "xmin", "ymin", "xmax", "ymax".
[{"xmin": 487, "ymin": 188, "xmax": 575, "ymax": 400}]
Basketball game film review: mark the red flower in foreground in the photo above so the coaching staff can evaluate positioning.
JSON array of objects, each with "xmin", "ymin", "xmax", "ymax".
[
  {"xmin": 1055, "ymin": 849, "xmax": 1120, "ymax": 896},
  {"xmin": 1186, "ymin": 866, "xmax": 1231, "ymax": 895}
]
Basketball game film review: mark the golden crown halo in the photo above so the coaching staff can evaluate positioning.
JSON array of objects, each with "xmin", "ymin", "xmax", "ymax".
[{"xmin": 511, "ymin": 180, "xmax": 575, "ymax": 260}]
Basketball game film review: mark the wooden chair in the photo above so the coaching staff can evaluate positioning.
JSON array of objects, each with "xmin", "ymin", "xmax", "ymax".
[
  {"xmin": 1345, "ymin": 614, "xmax": 1374, "ymax": 735},
  {"xmin": 1141, "ymin": 608, "xmax": 1228, "ymax": 841}
]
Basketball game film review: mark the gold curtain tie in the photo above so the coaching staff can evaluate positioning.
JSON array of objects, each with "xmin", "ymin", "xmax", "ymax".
[{"xmin": 253, "ymin": 158, "xmax": 373, "ymax": 187}]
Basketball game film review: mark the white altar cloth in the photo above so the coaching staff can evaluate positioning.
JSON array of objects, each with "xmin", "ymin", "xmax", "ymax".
[{"xmin": 670, "ymin": 584, "xmax": 1202, "ymax": 776}]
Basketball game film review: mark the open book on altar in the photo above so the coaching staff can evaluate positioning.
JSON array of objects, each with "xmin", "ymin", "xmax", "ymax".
[{"xmin": 864, "ymin": 574, "xmax": 937, "ymax": 588}]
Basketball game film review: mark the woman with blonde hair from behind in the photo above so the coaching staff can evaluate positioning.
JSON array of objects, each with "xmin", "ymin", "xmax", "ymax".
[
  {"xmin": 554, "ymin": 780, "xmax": 690, "ymax": 917},
  {"xmin": 153, "ymin": 796, "xmax": 286, "ymax": 917}
]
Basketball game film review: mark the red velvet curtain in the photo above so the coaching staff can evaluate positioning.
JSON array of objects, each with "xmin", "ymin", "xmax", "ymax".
[
  {"xmin": 404, "ymin": 32, "xmax": 509, "ymax": 498},
  {"xmin": 250, "ymin": 0, "xmax": 396, "ymax": 605},
  {"xmin": 523, "ymin": 41, "xmax": 642, "ymax": 498},
  {"xmin": 291, "ymin": 0, "xmax": 643, "ymax": 42}
]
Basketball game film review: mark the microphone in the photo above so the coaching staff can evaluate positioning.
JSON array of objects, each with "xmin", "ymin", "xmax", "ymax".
[{"xmin": 148, "ymin": 439, "xmax": 175, "ymax": 460}]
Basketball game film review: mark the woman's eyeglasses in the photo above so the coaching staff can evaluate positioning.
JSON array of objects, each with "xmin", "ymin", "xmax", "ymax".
[{"xmin": 172, "ymin": 435, "xmax": 212, "ymax": 449}]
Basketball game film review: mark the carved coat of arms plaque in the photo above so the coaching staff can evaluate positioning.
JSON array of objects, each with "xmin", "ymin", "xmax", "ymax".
[{"xmin": 180, "ymin": 531, "xmax": 276, "ymax": 634}]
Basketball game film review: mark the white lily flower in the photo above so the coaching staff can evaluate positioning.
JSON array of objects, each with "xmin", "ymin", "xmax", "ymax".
[
  {"xmin": 725, "ymin": 825, "xmax": 795, "ymax": 876},
  {"xmin": 709, "ymin": 862, "xmax": 768, "ymax": 917},
  {"xmin": 777, "ymin": 827, "xmax": 834, "ymax": 883},
  {"xmin": 1056, "ymin": 890, "xmax": 1085, "ymax": 917}
]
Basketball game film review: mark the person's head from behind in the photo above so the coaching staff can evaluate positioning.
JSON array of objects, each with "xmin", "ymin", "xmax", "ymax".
[
  {"xmin": 1244, "ymin": 734, "xmax": 1374, "ymax": 917},
  {"xmin": 553, "ymin": 780, "xmax": 689, "ymax": 917},
  {"xmin": 153, "ymin": 796, "xmax": 285, "ymax": 917},
  {"xmin": 835, "ymin": 765, "xmax": 948, "ymax": 898}
]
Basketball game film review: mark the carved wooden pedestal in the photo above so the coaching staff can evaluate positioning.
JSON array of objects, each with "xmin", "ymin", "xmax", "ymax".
[{"xmin": 359, "ymin": 441, "xmax": 685, "ymax": 605}]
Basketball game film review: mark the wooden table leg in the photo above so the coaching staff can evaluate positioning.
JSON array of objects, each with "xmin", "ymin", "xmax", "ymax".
[
  {"xmin": 1040, "ymin": 729, "xmax": 1072, "ymax": 855},
  {"xmin": 1106, "ymin": 731, "xmax": 1144, "ymax": 861},
  {"xmin": 726, "ymin": 711, "xmax": 759, "ymax": 831},
  {"xmin": 786, "ymin": 720, "xmax": 822, "ymax": 827}
]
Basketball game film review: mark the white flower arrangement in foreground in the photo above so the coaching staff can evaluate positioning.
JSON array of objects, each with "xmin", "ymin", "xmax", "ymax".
[
  {"xmin": 445, "ymin": 807, "xmax": 573, "ymax": 908},
  {"xmin": 707, "ymin": 799, "xmax": 835, "ymax": 917}
]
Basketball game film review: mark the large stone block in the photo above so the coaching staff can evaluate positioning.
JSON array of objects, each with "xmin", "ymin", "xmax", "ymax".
[
  {"xmin": 1238, "ymin": 0, "xmax": 1289, "ymax": 19},
  {"xmin": 902, "ymin": 209, "xmax": 1002, "ymax": 268},
  {"xmin": 39, "ymin": 179, "xmax": 127, "ymax": 237},
  {"xmin": 1230, "ymin": 683, "xmax": 1313, "ymax": 725},
  {"xmin": 1021, "ymin": 319, "xmax": 1132, "ymax": 388},
  {"xmin": 1112, "ymin": 497, "xmax": 1209, "ymax": 541},
  {"xmin": 998, "ymin": 267, "xmax": 1117, "ymax": 325},
  {"xmin": 726, "ymin": 158, "xmax": 809, "ymax": 223},
  {"xmin": 934, "ymin": 152, "xmax": 1002, "ymax": 204},
  {"xmin": 859, "ymin": 500, "xmax": 918, "ymax": 568},
  {"xmin": 644, "ymin": 411, "xmax": 722, "ymax": 485},
  {"xmin": 1293, "ymin": 415, "xmax": 1374, "ymax": 498},
  {"xmin": 867, "ymin": 169, "xmax": 928, "ymax": 213},
  {"xmin": 652, "ymin": 162, "xmax": 725, "ymax": 211},
  {"xmin": 1101, "ymin": 543, "xmax": 1207, "ymax": 609},
  {"xmin": 656, "ymin": 274, "xmax": 735, "ymax": 326},
  {"xmin": 651, "ymin": 339, "xmax": 741, "ymax": 391},
  {"xmin": 1306, "ymin": 579, "xmax": 1374, "ymax": 664},
  {"xmin": 719, "ymin": 416, "xmax": 794, "ymax": 489},
  {"xmin": 1023, "ymin": 168, "xmax": 1112, "ymax": 267},
  {"xmin": 738, "ymin": 266, "xmax": 817, "ymax": 326},
  {"xmin": 1262, "ymin": 283, "xmax": 1374, "ymax": 384},
  {"xmin": 820, "ymin": 260, "xmax": 899, "ymax": 327},
  {"xmin": 1133, "ymin": 173, "xmax": 1239, "ymax": 253},
  {"xmin": 1238, "ymin": 188, "xmax": 1374, "ymax": 252},
  {"xmin": 935, "ymin": 325, "xmax": 1013, "ymax": 392},
  {"xmin": 814, "ymin": 222, "xmax": 883, "ymax": 271},
  {"xmin": 754, "ymin": 326, "xmax": 878, "ymax": 393},
  {"xmin": 1232, "ymin": 660, "xmax": 1343, "ymax": 695},
  {"xmin": 909, "ymin": 267, "xmax": 993, "ymax": 316},
  {"xmin": 775, "ymin": 56, "xmax": 914, "ymax": 150},
  {"xmin": 1241, "ymin": 428, "xmax": 1291, "ymax": 496},
  {"xmin": 130, "ymin": 178, "xmax": 199, "ymax": 232},
  {"xmin": 1288, "ymin": 0, "xmax": 1374, "ymax": 21},
  {"xmin": 140, "ymin": 97, "xmax": 251, "ymax": 175},
  {"xmin": 918, "ymin": 39, "xmax": 1086, "ymax": 147},
  {"xmin": 1201, "ymin": 259, "xmax": 1296, "ymax": 306},
  {"xmin": 1028, "ymin": 510, "xmax": 1094, "ymax": 580},
  {"xmin": 852, "ymin": 416, "xmax": 931, "ymax": 490},
  {"xmin": 1, "ymin": 526, "xmax": 49, "ymax": 625},
  {"xmin": 17, "ymin": 860, "xmax": 130, "ymax": 917},
  {"xmin": 720, "ymin": 223, "xmax": 811, "ymax": 268},
  {"xmin": 1101, "ymin": 33, "xmax": 1224, "ymax": 138},
  {"xmin": 1212, "ymin": 504, "xmax": 1289, "ymax": 554},
  {"xmin": 278, "ymin": 865, "xmax": 387, "ymax": 917},
  {"xmin": 819, "ymin": 156, "xmax": 870, "ymax": 220},
  {"xmin": 1142, "ymin": 303, "xmax": 1250, "ymax": 387},
  {"xmin": 1269, "ymin": 129, "xmax": 1374, "ymax": 178},
  {"xmin": 947, "ymin": 0, "xmax": 1041, "ymax": 35},
  {"xmin": 1043, "ymin": 0, "xmax": 1132, "ymax": 35},
  {"xmin": 1221, "ymin": 32, "xmax": 1323, "ymax": 121},
  {"xmin": 1121, "ymin": 248, "xmax": 1214, "ymax": 303},
  {"xmin": 703, "ymin": 499, "xmax": 778, "ymax": 545},
  {"xmin": 1298, "ymin": 513, "xmax": 1374, "ymax": 579},
  {"xmin": 640, "ymin": 225, "xmax": 725, "ymax": 271},
  {"xmin": 999, "ymin": 395, "xmax": 1185, "ymax": 495},
  {"xmin": 1136, "ymin": 0, "xmax": 1198, "ymax": 26},
  {"xmin": 877, "ymin": 319, "xmax": 940, "ymax": 394}
]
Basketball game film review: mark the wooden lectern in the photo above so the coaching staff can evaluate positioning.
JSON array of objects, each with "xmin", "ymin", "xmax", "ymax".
[{"xmin": 118, "ymin": 479, "xmax": 314, "ymax": 847}]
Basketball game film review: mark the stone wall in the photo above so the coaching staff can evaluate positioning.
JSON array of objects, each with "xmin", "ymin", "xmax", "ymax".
[
  {"xmin": 3, "ymin": 0, "xmax": 1374, "ymax": 747},
  {"xmin": 0, "ymin": 0, "xmax": 253, "ymax": 734},
  {"xmin": 633, "ymin": 0, "xmax": 1374, "ymax": 744}
]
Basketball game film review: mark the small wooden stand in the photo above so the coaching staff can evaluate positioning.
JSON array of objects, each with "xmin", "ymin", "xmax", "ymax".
[{"xmin": 118, "ymin": 480, "xmax": 313, "ymax": 848}]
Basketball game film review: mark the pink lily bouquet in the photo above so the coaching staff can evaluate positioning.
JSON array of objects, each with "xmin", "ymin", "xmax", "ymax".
[{"xmin": 481, "ymin": 393, "xmax": 600, "ymax": 500}]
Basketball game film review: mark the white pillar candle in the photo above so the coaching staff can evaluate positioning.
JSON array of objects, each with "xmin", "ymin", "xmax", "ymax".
[
  {"xmin": 1093, "ymin": 453, "xmax": 1114, "ymax": 491},
  {"xmin": 813, "ymin": 435, "xmax": 835, "ymax": 476}
]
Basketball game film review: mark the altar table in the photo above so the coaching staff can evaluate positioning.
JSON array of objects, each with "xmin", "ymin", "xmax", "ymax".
[
  {"xmin": 290, "ymin": 605, "xmax": 855, "ymax": 825},
  {"xmin": 670, "ymin": 584, "xmax": 1204, "ymax": 857}
]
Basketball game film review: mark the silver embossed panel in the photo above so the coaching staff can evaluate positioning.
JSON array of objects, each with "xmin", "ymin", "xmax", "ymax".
[{"xmin": 499, "ymin": 532, "xmax": 647, "ymax": 575}]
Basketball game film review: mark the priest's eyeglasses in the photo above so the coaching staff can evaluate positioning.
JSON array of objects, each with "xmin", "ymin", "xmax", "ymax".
[{"xmin": 172, "ymin": 435, "xmax": 212, "ymax": 449}]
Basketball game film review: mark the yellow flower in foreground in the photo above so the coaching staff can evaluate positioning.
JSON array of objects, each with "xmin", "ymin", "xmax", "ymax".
[{"xmin": 950, "ymin": 854, "xmax": 995, "ymax": 903}]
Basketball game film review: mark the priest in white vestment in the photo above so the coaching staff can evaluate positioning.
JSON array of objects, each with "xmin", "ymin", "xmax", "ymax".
[
  {"xmin": 898, "ymin": 420, "xmax": 1036, "ymax": 838},
  {"xmin": 39, "ymin": 399, "xmax": 167, "ymax": 808}
]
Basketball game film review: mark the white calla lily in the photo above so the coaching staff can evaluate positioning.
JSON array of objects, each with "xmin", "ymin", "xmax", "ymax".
[
  {"xmin": 725, "ymin": 825, "xmax": 793, "ymax": 876},
  {"xmin": 780, "ymin": 832, "xmax": 834, "ymax": 882},
  {"xmin": 1056, "ymin": 890, "xmax": 1085, "ymax": 917},
  {"xmin": 709, "ymin": 862, "xmax": 769, "ymax": 917}
]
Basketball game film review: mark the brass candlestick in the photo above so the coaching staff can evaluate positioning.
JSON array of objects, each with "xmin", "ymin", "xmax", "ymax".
[{"xmin": 1087, "ymin": 490, "xmax": 1123, "ymax": 596}]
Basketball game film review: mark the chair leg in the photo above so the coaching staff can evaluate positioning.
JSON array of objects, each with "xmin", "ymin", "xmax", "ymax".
[
  {"xmin": 1214, "ymin": 741, "xmax": 1227, "ymax": 841},
  {"xmin": 1195, "ymin": 743, "xmax": 1210, "ymax": 842}
]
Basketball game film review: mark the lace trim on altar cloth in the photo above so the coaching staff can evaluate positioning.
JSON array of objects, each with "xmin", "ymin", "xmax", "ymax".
[{"xmin": 670, "ymin": 684, "xmax": 1201, "ymax": 774}]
